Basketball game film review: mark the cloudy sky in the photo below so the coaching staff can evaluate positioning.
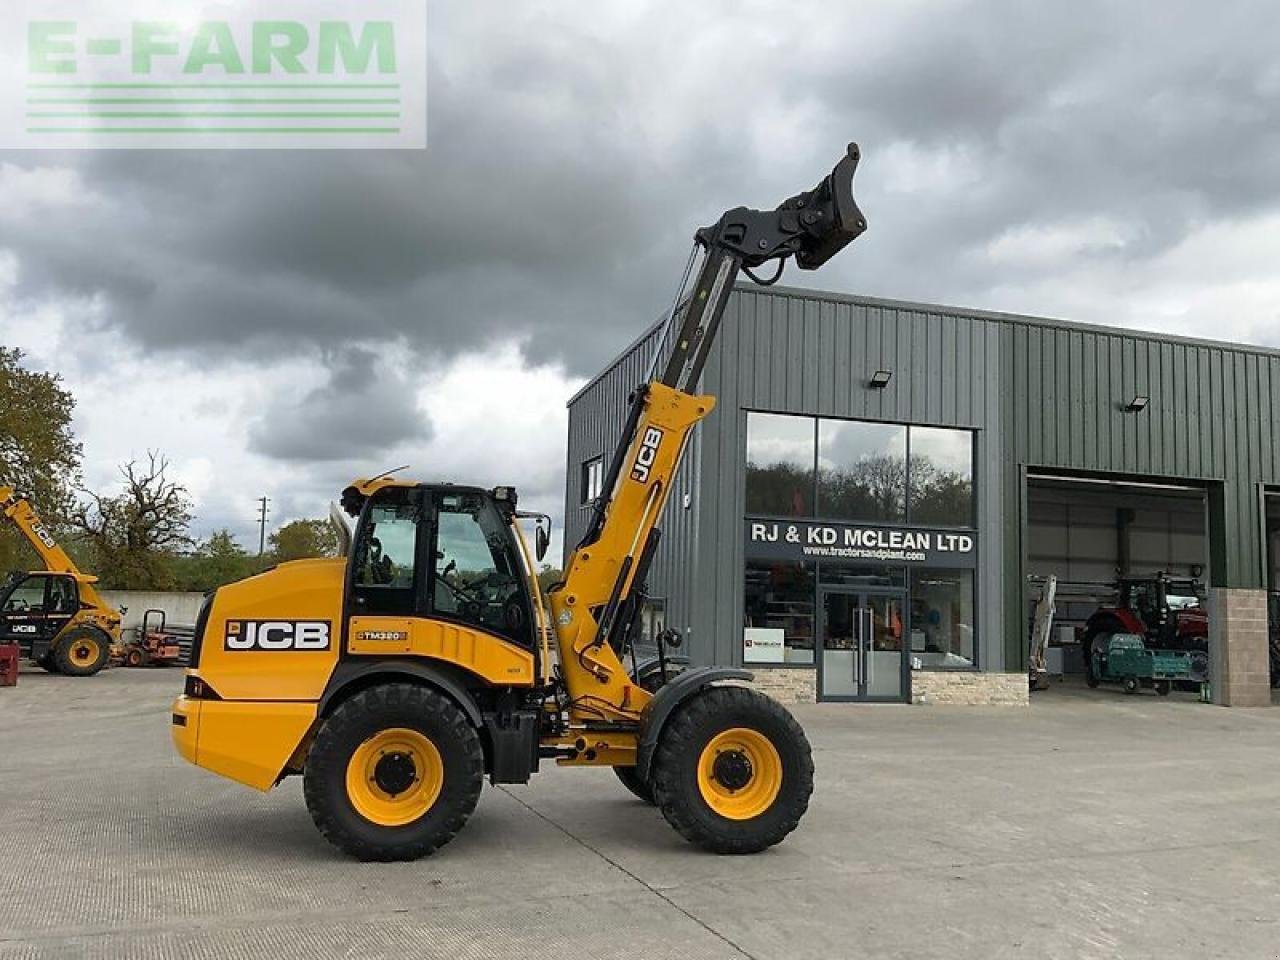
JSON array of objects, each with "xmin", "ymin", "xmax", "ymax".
[{"xmin": 3, "ymin": 0, "xmax": 1279, "ymax": 555}]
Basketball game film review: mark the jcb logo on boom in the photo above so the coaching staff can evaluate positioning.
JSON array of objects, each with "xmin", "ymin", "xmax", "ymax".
[
  {"xmin": 630, "ymin": 427, "xmax": 664, "ymax": 484},
  {"xmin": 30, "ymin": 522, "xmax": 56, "ymax": 549},
  {"xmin": 224, "ymin": 620, "xmax": 331, "ymax": 652}
]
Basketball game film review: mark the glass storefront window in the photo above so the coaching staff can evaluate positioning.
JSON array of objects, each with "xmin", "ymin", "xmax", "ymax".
[
  {"xmin": 746, "ymin": 413, "xmax": 815, "ymax": 517},
  {"xmin": 817, "ymin": 420, "xmax": 907, "ymax": 523},
  {"xmin": 909, "ymin": 426, "xmax": 974, "ymax": 526},
  {"xmin": 908, "ymin": 568, "xmax": 975, "ymax": 669},
  {"xmin": 743, "ymin": 561, "xmax": 815, "ymax": 664}
]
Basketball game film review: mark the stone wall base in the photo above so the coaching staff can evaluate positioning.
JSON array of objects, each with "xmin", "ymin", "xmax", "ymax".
[
  {"xmin": 749, "ymin": 667, "xmax": 817, "ymax": 704},
  {"xmin": 911, "ymin": 671, "xmax": 1029, "ymax": 706},
  {"xmin": 748, "ymin": 667, "xmax": 1029, "ymax": 706}
]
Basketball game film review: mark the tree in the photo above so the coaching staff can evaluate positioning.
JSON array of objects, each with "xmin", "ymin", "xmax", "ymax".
[
  {"xmin": 0, "ymin": 347, "xmax": 82, "ymax": 572},
  {"xmin": 537, "ymin": 565, "xmax": 563, "ymax": 595},
  {"xmin": 172, "ymin": 529, "xmax": 268, "ymax": 591},
  {"xmin": 270, "ymin": 519, "xmax": 339, "ymax": 562},
  {"xmin": 72, "ymin": 451, "xmax": 194, "ymax": 589}
]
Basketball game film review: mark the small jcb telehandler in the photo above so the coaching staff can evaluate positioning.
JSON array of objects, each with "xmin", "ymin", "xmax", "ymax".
[
  {"xmin": 0, "ymin": 487, "xmax": 120, "ymax": 675},
  {"xmin": 171, "ymin": 144, "xmax": 867, "ymax": 860}
]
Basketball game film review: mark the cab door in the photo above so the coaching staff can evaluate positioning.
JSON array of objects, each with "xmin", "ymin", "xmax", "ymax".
[
  {"xmin": 349, "ymin": 487, "xmax": 427, "ymax": 619},
  {"xmin": 429, "ymin": 491, "xmax": 533, "ymax": 647},
  {"xmin": 0, "ymin": 574, "xmax": 73, "ymax": 657}
]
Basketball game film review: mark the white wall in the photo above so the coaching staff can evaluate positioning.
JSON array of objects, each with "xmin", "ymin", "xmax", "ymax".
[{"xmin": 98, "ymin": 591, "xmax": 205, "ymax": 637}]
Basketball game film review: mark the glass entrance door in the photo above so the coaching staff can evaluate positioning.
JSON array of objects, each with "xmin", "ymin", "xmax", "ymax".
[{"xmin": 819, "ymin": 590, "xmax": 907, "ymax": 702}]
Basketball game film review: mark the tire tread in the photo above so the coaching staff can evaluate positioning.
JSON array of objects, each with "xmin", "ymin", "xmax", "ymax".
[
  {"xmin": 650, "ymin": 685, "xmax": 813, "ymax": 855},
  {"xmin": 53, "ymin": 625, "xmax": 111, "ymax": 676},
  {"xmin": 303, "ymin": 682, "xmax": 483, "ymax": 862}
]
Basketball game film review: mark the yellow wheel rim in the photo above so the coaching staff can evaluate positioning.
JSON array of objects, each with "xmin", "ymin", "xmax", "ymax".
[
  {"xmin": 345, "ymin": 728, "xmax": 444, "ymax": 827},
  {"xmin": 697, "ymin": 727, "xmax": 783, "ymax": 821},
  {"xmin": 69, "ymin": 639, "xmax": 99, "ymax": 668}
]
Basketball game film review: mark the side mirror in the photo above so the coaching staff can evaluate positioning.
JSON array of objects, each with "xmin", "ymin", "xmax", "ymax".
[{"xmin": 535, "ymin": 523, "xmax": 550, "ymax": 563}]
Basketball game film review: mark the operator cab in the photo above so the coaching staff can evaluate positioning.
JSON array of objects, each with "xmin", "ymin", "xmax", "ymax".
[
  {"xmin": 0, "ymin": 570, "xmax": 79, "ymax": 655},
  {"xmin": 343, "ymin": 482, "xmax": 542, "ymax": 648}
]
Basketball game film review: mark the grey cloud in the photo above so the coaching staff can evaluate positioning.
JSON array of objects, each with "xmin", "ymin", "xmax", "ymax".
[
  {"xmin": 5, "ymin": 0, "xmax": 1280, "ymax": 382},
  {"xmin": 247, "ymin": 347, "xmax": 431, "ymax": 462}
]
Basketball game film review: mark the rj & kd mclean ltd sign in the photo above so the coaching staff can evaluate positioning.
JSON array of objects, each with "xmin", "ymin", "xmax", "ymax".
[{"xmin": 745, "ymin": 519, "xmax": 976, "ymax": 568}]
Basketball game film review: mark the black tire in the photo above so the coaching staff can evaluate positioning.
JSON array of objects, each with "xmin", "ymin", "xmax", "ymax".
[
  {"xmin": 651, "ymin": 685, "xmax": 813, "ymax": 855},
  {"xmin": 613, "ymin": 765, "xmax": 655, "ymax": 804},
  {"xmin": 36, "ymin": 653, "xmax": 60, "ymax": 674},
  {"xmin": 53, "ymin": 626, "xmax": 111, "ymax": 676},
  {"xmin": 1155, "ymin": 680, "xmax": 1172, "ymax": 696},
  {"xmin": 1123, "ymin": 676, "xmax": 1139, "ymax": 695},
  {"xmin": 303, "ymin": 683, "xmax": 483, "ymax": 862}
]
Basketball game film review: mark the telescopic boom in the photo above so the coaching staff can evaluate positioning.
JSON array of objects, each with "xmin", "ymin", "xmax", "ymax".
[{"xmin": 550, "ymin": 143, "xmax": 867, "ymax": 720}]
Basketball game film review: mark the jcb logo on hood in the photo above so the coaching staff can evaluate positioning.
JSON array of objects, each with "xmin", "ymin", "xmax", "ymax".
[
  {"xmin": 223, "ymin": 620, "xmax": 331, "ymax": 651},
  {"xmin": 630, "ymin": 427, "xmax": 664, "ymax": 483}
]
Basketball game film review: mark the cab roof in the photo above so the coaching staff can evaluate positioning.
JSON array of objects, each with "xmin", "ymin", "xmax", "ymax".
[{"xmin": 341, "ymin": 477, "xmax": 519, "ymax": 517}]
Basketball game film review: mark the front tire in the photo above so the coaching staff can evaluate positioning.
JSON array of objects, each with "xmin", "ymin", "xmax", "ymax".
[
  {"xmin": 303, "ymin": 683, "xmax": 483, "ymax": 862},
  {"xmin": 54, "ymin": 627, "xmax": 110, "ymax": 676},
  {"xmin": 651, "ymin": 685, "xmax": 813, "ymax": 855}
]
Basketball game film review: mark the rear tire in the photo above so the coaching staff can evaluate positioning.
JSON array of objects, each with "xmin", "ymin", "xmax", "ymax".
[
  {"xmin": 1155, "ymin": 680, "xmax": 1172, "ymax": 696},
  {"xmin": 1123, "ymin": 676, "xmax": 1140, "ymax": 695},
  {"xmin": 651, "ymin": 685, "xmax": 813, "ymax": 854},
  {"xmin": 54, "ymin": 627, "xmax": 110, "ymax": 676},
  {"xmin": 613, "ymin": 765, "xmax": 655, "ymax": 804},
  {"xmin": 303, "ymin": 683, "xmax": 483, "ymax": 862}
]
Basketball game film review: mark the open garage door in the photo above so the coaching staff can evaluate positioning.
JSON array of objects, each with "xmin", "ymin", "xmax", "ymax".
[
  {"xmin": 1025, "ymin": 474, "xmax": 1209, "ymax": 698},
  {"xmin": 1264, "ymin": 492, "xmax": 1280, "ymax": 692}
]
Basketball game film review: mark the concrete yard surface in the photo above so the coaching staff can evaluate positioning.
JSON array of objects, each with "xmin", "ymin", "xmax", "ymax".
[{"xmin": 2, "ymin": 669, "xmax": 1279, "ymax": 959}]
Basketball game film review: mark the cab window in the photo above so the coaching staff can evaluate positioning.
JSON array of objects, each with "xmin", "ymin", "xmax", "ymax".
[
  {"xmin": 47, "ymin": 577, "xmax": 77, "ymax": 614},
  {"xmin": 433, "ymin": 493, "xmax": 529, "ymax": 643},
  {"xmin": 352, "ymin": 491, "xmax": 423, "ymax": 616},
  {"xmin": 3, "ymin": 577, "xmax": 46, "ymax": 612},
  {"xmin": 356, "ymin": 503, "xmax": 419, "ymax": 588}
]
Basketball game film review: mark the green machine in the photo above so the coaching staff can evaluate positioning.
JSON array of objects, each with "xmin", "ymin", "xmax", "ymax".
[{"xmin": 1088, "ymin": 633, "xmax": 1195, "ymax": 696}]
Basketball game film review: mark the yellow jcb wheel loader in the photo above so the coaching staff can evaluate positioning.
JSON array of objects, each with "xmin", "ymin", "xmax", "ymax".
[
  {"xmin": 171, "ymin": 143, "xmax": 868, "ymax": 860},
  {"xmin": 0, "ymin": 487, "xmax": 121, "ymax": 676}
]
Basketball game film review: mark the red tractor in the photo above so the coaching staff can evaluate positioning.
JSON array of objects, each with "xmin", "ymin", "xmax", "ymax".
[{"xmin": 1083, "ymin": 573, "xmax": 1209, "ymax": 685}]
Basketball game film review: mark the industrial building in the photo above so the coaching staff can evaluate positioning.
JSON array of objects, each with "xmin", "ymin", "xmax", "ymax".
[{"xmin": 565, "ymin": 284, "xmax": 1280, "ymax": 707}]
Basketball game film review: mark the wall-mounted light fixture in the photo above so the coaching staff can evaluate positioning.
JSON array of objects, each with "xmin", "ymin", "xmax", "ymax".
[
  {"xmin": 869, "ymin": 370, "xmax": 893, "ymax": 389},
  {"xmin": 1125, "ymin": 395, "xmax": 1149, "ymax": 412}
]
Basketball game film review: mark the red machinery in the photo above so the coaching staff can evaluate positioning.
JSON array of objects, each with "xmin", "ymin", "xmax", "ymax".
[
  {"xmin": 1084, "ymin": 573, "xmax": 1209, "ymax": 681},
  {"xmin": 113, "ymin": 609, "xmax": 191, "ymax": 668},
  {"xmin": 0, "ymin": 643, "xmax": 18, "ymax": 686}
]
